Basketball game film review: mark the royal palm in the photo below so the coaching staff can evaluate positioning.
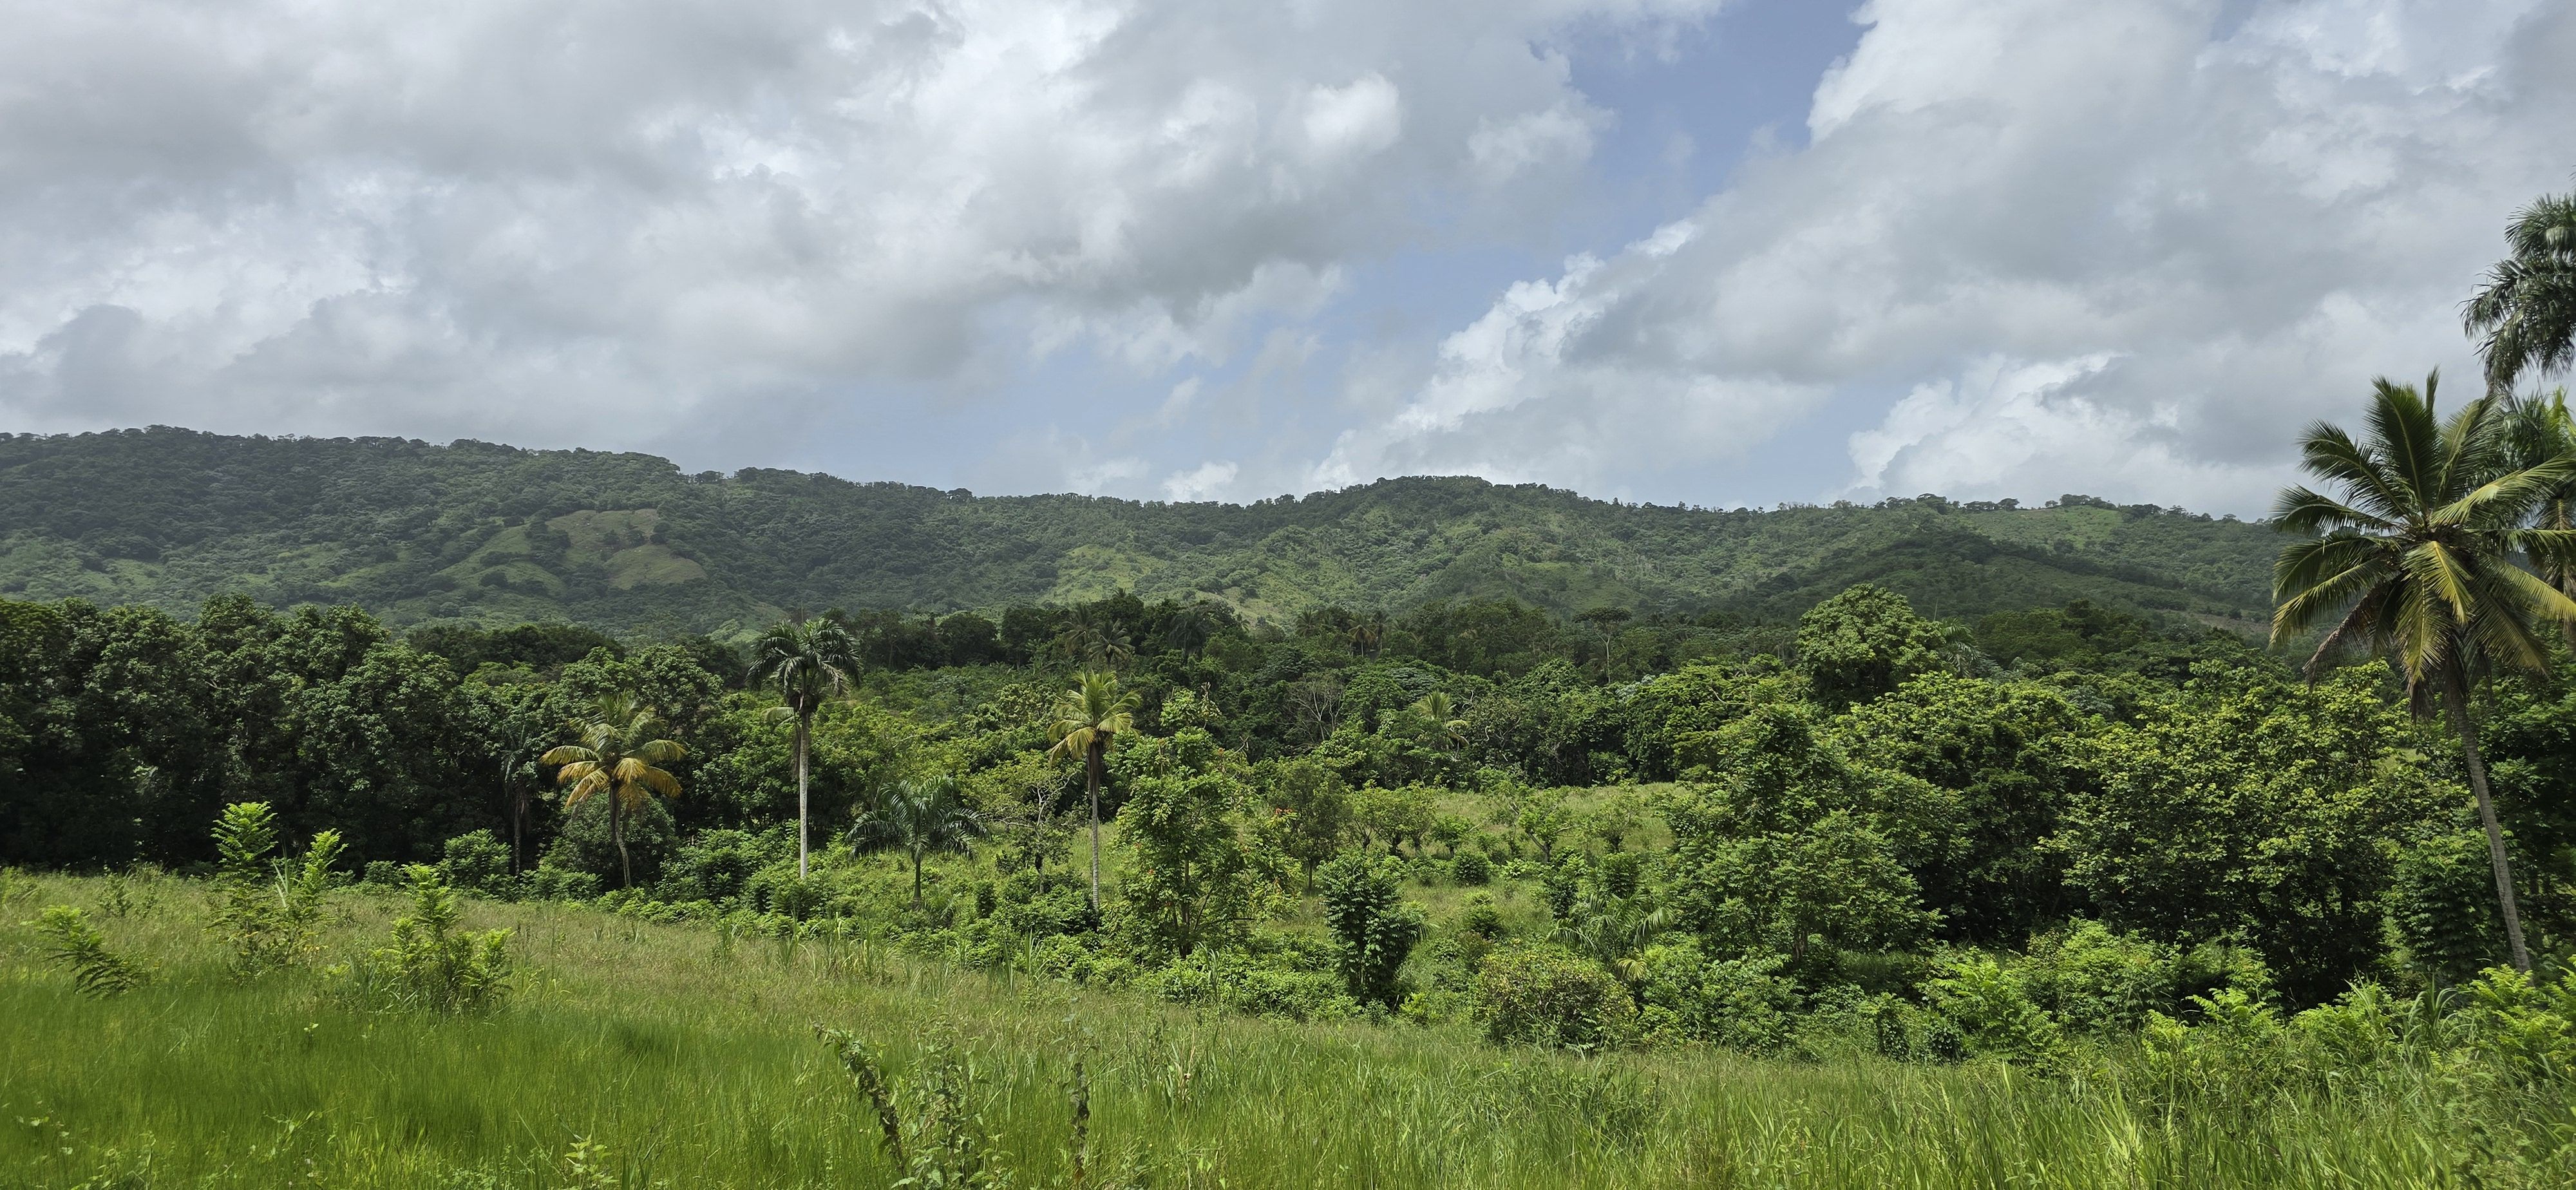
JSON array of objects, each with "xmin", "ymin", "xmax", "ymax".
[
  {"xmin": 540, "ymin": 694, "xmax": 687, "ymax": 889},
  {"xmin": 1047, "ymin": 669, "xmax": 1137, "ymax": 914},
  {"xmin": 2271, "ymin": 372, "xmax": 2576, "ymax": 971},
  {"xmin": 749, "ymin": 618, "xmax": 858, "ymax": 880}
]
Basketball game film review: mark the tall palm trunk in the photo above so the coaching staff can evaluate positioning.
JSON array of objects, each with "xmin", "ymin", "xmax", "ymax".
[
  {"xmin": 2444, "ymin": 663, "xmax": 2532, "ymax": 971},
  {"xmin": 795, "ymin": 712, "xmax": 811, "ymax": 880},
  {"xmin": 611, "ymin": 795, "xmax": 632, "ymax": 889},
  {"xmin": 1085, "ymin": 742, "xmax": 1106, "ymax": 914}
]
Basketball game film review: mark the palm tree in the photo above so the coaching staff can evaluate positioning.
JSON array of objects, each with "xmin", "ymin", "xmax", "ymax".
[
  {"xmin": 2466, "ymin": 191, "xmax": 2576, "ymax": 393},
  {"xmin": 1163, "ymin": 603, "xmax": 1217, "ymax": 659},
  {"xmin": 851, "ymin": 774, "xmax": 987, "ymax": 908},
  {"xmin": 1407, "ymin": 692, "xmax": 1468, "ymax": 751},
  {"xmin": 540, "ymin": 694, "xmax": 688, "ymax": 889},
  {"xmin": 1046, "ymin": 669, "xmax": 1139, "ymax": 914},
  {"xmin": 2271, "ymin": 372, "xmax": 2576, "ymax": 972},
  {"xmin": 2505, "ymin": 389, "xmax": 2576, "ymax": 648},
  {"xmin": 748, "ymin": 618, "xmax": 858, "ymax": 880}
]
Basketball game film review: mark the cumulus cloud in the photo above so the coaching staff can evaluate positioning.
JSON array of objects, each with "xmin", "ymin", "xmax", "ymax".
[
  {"xmin": 0, "ymin": 0, "xmax": 1727, "ymax": 456},
  {"xmin": 1323, "ymin": 0, "xmax": 2575, "ymax": 511}
]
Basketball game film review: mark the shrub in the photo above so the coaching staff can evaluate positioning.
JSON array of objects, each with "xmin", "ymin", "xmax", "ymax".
[
  {"xmin": 1457, "ymin": 892, "xmax": 1505, "ymax": 940},
  {"xmin": 661, "ymin": 829, "xmax": 782, "ymax": 904},
  {"xmin": 1317, "ymin": 853, "xmax": 1426, "ymax": 1006},
  {"xmin": 2011, "ymin": 921, "xmax": 2182, "ymax": 1035},
  {"xmin": 2391, "ymin": 830, "xmax": 2506, "ymax": 986},
  {"xmin": 1635, "ymin": 941, "xmax": 1798, "ymax": 1053},
  {"xmin": 210, "ymin": 802, "xmax": 343, "ymax": 977},
  {"xmin": 1926, "ymin": 952, "xmax": 2063, "ymax": 1066},
  {"xmin": 34, "ymin": 905, "xmax": 142, "ymax": 996},
  {"xmin": 527, "ymin": 863, "xmax": 601, "ymax": 902},
  {"xmin": 351, "ymin": 865, "xmax": 513, "ymax": 1013},
  {"xmin": 439, "ymin": 830, "xmax": 513, "ymax": 896},
  {"xmin": 817, "ymin": 1028, "xmax": 1028, "ymax": 1190},
  {"xmin": 1474, "ymin": 945, "xmax": 1636, "ymax": 1050},
  {"xmin": 1450, "ymin": 849, "xmax": 1493, "ymax": 886}
]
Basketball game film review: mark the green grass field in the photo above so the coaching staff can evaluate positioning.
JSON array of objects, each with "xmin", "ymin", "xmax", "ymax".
[{"xmin": 0, "ymin": 870, "xmax": 2542, "ymax": 1189}]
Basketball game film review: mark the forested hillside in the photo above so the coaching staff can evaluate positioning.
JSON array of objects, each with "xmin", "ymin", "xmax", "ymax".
[{"xmin": 0, "ymin": 427, "xmax": 2280, "ymax": 635}]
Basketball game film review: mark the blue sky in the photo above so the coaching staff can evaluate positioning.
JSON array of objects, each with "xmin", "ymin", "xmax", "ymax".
[{"xmin": 2, "ymin": 0, "xmax": 2568, "ymax": 515}]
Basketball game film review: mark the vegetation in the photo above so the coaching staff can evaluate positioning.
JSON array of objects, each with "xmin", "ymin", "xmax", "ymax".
[
  {"xmin": 8, "ymin": 184, "xmax": 2576, "ymax": 1185},
  {"xmin": 0, "ymin": 430, "xmax": 2284, "ymax": 636}
]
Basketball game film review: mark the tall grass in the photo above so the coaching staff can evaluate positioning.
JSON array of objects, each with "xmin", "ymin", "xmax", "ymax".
[{"xmin": 0, "ymin": 871, "xmax": 2555, "ymax": 1187}]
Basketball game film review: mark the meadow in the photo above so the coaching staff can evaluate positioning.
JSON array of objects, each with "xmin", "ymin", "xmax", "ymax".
[{"xmin": 3, "ymin": 868, "xmax": 2564, "ymax": 1190}]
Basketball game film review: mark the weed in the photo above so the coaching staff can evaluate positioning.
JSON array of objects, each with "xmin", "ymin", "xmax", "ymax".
[
  {"xmin": 346, "ymin": 865, "xmax": 513, "ymax": 1012},
  {"xmin": 34, "ymin": 905, "xmax": 143, "ymax": 996}
]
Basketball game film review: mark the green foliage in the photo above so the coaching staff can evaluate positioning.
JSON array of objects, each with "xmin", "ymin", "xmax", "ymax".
[
  {"xmin": 2056, "ymin": 668, "xmax": 2443, "ymax": 1002},
  {"xmin": 2393, "ymin": 829, "xmax": 2509, "ymax": 986},
  {"xmin": 1316, "ymin": 853, "xmax": 1425, "ymax": 1006},
  {"xmin": 1473, "ymin": 945, "xmax": 1636, "ymax": 1051},
  {"xmin": 439, "ymin": 830, "xmax": 513, "ymax": 896},
  {"xmin": 1634, "ymin": 940, "xmax": 1798, "ymax": 1052},
  {"xmin": 1117, "ymin": 740, "xmax": 1253, "ymax": 958},
  {"xmin": 1450, "ymin": 847, "xmax": 1492, "ymax": 886},
  {"xmin": 351, "ymin": 865, "xmax": 513, "ymax": 1013},
  {"xmin": 817, "ymin": 1028, "xmax": 1012, "ymax": 1190},
  {"xmin": 33, "ymin": 905, "xmax": 142, "ymax": 996},
  {"xmin": 209, "ymin": 802, "xmax": 344, "ymax": 976},
  {"xmin": 1795, "ymin": 584, "xmax": 1953, "ymax": 709},
  {"xmin": 0, "ymin": 430, "xmax": 2278, "ymax": 640}
]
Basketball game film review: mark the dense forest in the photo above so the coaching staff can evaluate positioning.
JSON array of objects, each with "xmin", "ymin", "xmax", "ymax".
[
  {"xmin": 0, "ymin": 427, "xmax": 2280, "ymax": 635},
  {"xmin": 5, "ymin": 574, "xmax": 2563, "ymax": 1028}
]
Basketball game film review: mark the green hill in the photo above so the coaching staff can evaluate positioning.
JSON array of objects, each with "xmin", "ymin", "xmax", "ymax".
[{"xmin": 0, "ymin": 426, "xmax": 2284, "ymax": 634}]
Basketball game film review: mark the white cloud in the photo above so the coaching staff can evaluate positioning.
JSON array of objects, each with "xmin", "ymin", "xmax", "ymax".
[
  {"xmin": 0, "ymin": 0, "xmax": 1728, "ymax": 453},
  {"xmin": 1161, "ymin": 459, "xmax": 1239, "ymax": 501},
  {"xmin": 1326, "ymin": 0, "xmax": 2576, "ymax": 511}
]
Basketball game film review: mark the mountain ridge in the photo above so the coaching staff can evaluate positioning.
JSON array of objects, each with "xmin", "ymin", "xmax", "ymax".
[{"xmin": 0, "ymin": 426, "xmax": 2286, "ymax": 635}]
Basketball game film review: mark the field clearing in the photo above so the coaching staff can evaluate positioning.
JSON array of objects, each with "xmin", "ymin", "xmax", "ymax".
[{"xmin": 0, "ymin": 872, "xmax": 2535, "ymax": 1189}]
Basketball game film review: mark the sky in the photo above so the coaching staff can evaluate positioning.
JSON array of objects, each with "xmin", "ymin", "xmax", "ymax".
[{"xmin": 1, "ymin": 0, "xmax": 2570, "ymax": 516}]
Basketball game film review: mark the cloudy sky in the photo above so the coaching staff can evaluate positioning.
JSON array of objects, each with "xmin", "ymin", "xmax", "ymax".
[{"xmin": 1, "ymin": 0, "xmax": 2568, "ymax": 514}]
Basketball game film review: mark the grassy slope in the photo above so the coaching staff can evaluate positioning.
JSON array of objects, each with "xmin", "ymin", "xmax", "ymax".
[
  {"xmin": 0, "ymin": 429, "xmax": 2283, "ymax": 636},
  {"xmin": 0, "ymin": 871, "xmax": 2500, "ymax": 1189}
]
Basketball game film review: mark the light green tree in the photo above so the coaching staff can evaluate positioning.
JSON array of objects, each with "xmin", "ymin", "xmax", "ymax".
[{"xmin": 2271, "ymin": 372, "xmax": 2576, "ymax": 971}]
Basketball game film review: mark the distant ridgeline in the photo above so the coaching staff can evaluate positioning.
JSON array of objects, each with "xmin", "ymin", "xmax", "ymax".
[{"xmin": 0, "ymin": 427, "xmax": 2282, "ymax": 636}]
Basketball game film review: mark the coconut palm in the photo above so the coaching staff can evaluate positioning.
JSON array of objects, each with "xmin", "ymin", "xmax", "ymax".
[
  {"xmin": 748, "ymin": 618, "xmax": 859, "ymax": 880},
  {"xmin": 2465, "ymin": 191, "xmax": 2576, "ymax": 393},
  {"xmin": 850, "ymin": 774, "xmax": 987, "ymax": 909},
  {"xmin": 1046, "ymin": 669, "xmax": 1139, "ymax": 914},
  {"xmin": 2271, "ymin": 372, "xmax": 2576, "ymax": 971},
  {"xmin": 2505, "ymin": 390, "xmax": 2576, "ymax": 593},
  {"xmin": 540, "ymin": 694, "xmax": 687, "ymax": 889}
]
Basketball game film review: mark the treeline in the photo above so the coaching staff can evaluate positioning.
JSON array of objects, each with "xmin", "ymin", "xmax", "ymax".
[{"xmin": 6, "ymin": 578, "xmax": 2559, "ymax": 1030}]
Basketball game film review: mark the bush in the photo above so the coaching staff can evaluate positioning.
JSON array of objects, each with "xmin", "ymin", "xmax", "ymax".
[
  {"xmin": 1451, "ymin": 849, "xmax": 1493, "ymax": 886},
  {"xmin": 527, "ymin": 863, "xmax": 601, "ymax": 902},
  {"xmin": 1926, "ymin": 952, "xmax": 2062, "ymax": 1066},
  {"xmin": 350, "ymin": 865, "xmax": 513, "ymax": 1013},
  {"xmin": 440, "ymin": 830, "xmax": 513, "ymax": 896},
  {"xmin": 1474, "ymin": 945, "xmax": 1636, "ymax": 1051},
  {"xmin": 1317, "ymin": 853, "xmax": 1426, "ymax": 1006},
  {"xmin": 544, "ymin": 795, "xmax": 677, "ymax": 887},
  {"xmin": 2392, "ymin": 830, "xmax": 2506, "ymax": 986},
  {"xmin": 1142, "ymin": 950, "xmax": 1361, "ymax": 1022},
  {"xmin": 1457, "ymin": 892, "xmax": 1505, "ymax": 940},
  {"xmin": 1635, "ymin": 941, "xmax": 1798, "ymax": 1053},
  {"xmin": 659, "ymin": 829, "xmax": 782, "ymax": 905}
]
